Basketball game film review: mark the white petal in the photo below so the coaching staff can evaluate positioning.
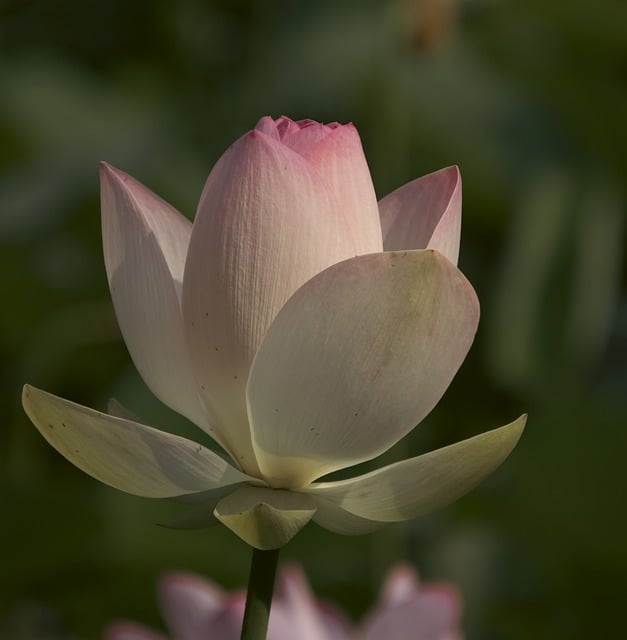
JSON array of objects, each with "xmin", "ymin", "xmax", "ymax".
[
  {"xmin": 214, "ymin": 486, "xmax": 316, "ymax": 549},
  {"xmin": 308, "ymin": 495, "xmax": 384, "ymax": 535},
  {"xmin": 100, "ymin": 164, "xmax": 211, "ymax": 433},
  {"xmin": 247, "ymin": 250, "xmax": 479, "ymax": 487},
  {"xmin": 304, "ymin": 416, "xmax": 526, "ymax": 521},
  {"xmin": 22, "ymin": 385, "xmax": 251, "ymax": 497},
  {"xmin": 183, "ymin": 130, "xmax": 362, "ymax": 474},
  {"xmin": 379, "ymin": 166, "xmax": 462, "ymax": 265}
]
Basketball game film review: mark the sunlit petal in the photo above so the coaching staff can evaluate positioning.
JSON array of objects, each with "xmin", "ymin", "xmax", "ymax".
[
  {"xmin": 247, "ymin": 250, "xmax": 479, "ymax": 487},
  {"xmin": 100, "ymin": 163, "xmax": 210, "ymax": 432},
  {"xmin": 379, "ymin": 166, "xmax": 461, "ymax": 265},
  {"xmin": 23, "ymin": 385, "xmax": 251, "ymax": 497},
  {"xmin": 305, "ymin": 416, "xmax": 526, "ymax": 521}
]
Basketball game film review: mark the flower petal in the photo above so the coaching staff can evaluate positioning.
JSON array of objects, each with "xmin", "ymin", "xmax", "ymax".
[
  {"xmin": 183, "ymin": 130, "xmax": 364, "ymax": 474},
  {"xmin": 272, "ymin": 565, "xmax": 351, "ymax": 640},
  {"xmin": 360, "ymin": 590, "xmax": 462, "ymax": 640},
  {"xmin": 100, "ymin": 164, "xmax": 211, "ymax": 433},
  {"xmin": 214, "ymin": 486, "xmax": 316, "ymax": 549},
  {"xmin": 263, "ymin": 117, "xmax": 383, "ymax": 255},
  {"xmin": 247, "ymin": 250, "xmax": 480, "ymax": 487},
  {"xmin": 22, "ymin": 385, "xmax": 251, "ymax": 497},
  {"xmin": 379, "ymin": 166, "xmax": 462, "ymax": 265},
  {"xmin": 157, "ymin": 573, "xmax": 228, "ymax": 639},
  {"xmin": 308, "ymin": 495, "xmax": 384, "ymax": 536},
  {"xmin": 362, "ymin": 565, "xmax": 463, "ymax": 640},
  {"xmin": 304, "ymin": 416, "xmax": 526, "ymax": 522}
]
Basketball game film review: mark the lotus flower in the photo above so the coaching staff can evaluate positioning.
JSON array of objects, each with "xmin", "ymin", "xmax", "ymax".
[
  {"xmin": 22, "ymin": 116, "xmax": 525, "ymax": 549},
  {"xmin": 103, "ymin": 564, "xmax": 462, "ymax": 640}
]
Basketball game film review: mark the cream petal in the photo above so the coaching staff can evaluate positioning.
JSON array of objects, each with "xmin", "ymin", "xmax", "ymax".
[
  {"xmin": 304, "ymin": 416, "xmax": 526, "ymax": 522},
  {"xmin": 307, "ymin": 494, "xmax": 384, "ymax": 536},
  {"xmin": 247, "ymin": 250, "xmax": 480, "ymax": 487},
  {"xmin": 183, "ymin": 129, "xmax": 362, "ymax": 474},
  {"xmin": 100, "ymin": 164, "xmax": 211, "ymax": 433},
  {"xmin": 379, "ymin": 166, "xmax": 462, "ymax": 265},
  {"xmin": 22, "ymin": 385, "xmax": 251, "ymax": 498},
  {"xmin": 213, "ymin": 486, "xmax": 316, "ymax": 549}
]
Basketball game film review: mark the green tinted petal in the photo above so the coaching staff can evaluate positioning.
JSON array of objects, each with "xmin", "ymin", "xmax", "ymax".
[
  {"xmin": 305, "ymin": 416, "xmax": 526, "ymax": 521},
  {"xmin": 214, "ymin": 487, "xmax": 316, "ymax": 549}
]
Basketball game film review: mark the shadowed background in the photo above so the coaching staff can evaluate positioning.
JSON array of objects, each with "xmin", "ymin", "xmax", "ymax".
[{"xmin": 1, "ymin": 1, "xmax": 626, "ymax": 639}]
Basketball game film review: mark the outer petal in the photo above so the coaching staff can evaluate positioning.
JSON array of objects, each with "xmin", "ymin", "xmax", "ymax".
[
  {"xmin": 214, "ymin": 486, "xmax": 316, "ymax": 549},
  {"xmin": 100, "ymin": 164, "xmax": 210, "ymax": 432},
  {"xmin": 247, "ymin": 250, "xmax": 480, "ymax": 488},
  {"xmin": 310, "ymin": 497, "xmax": 384, "ymax": 536},
  {"xmin": 379, "ymin": 166, "xmax": 461, "ymax": 265},
  {"xmin": 22, "ymin": 386, "xmax": 251, "ymax": 497},
  {"xmin": 183, "ymin": 130, "xmax": 363, "ymax": 474},
  {"xmin": 304, "ymin": 416, "xmax": 526, "ymax": 522}
]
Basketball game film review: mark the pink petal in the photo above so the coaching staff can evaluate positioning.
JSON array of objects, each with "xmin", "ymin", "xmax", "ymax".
[
  {"xmin": 359, "ymin": 597, "xmax": 462, "ymax": 640},
  {"xmin": 264, "ymin": 116, "xmax": 383, "ymax": 256},
  {"xmin": 270, "ymin": 565, "xmax": 351, "ymax": 640},
  {"xmin": 378, "ymin": 565, "xmax": 422, "ymax": 607},
  {"xmin": 379, "ymin": 166, "xmax": 462, "ymax": 265},
  {"xmin": 360, "ymin": 574, "xmax": 463, "ymax": 640},
  {"xmin": 157, "ymin": 573, "xmax": 243, "ymax": 640},
  {"xmin": 183, "ymin": 128, "xmax": 365, "ymax": 474},
  {"xmin": 100, "ymin": 164, "xmax": 211, "ymax": 433}
]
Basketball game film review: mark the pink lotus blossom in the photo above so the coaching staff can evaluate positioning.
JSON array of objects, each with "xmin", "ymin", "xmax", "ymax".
[
  {"xmin": 23, "ymin": 116, "xmax": 525, "ymax": 549},
  {"xmin": 104, "ymin": 565, "xmax": 462, "ymax": 640}
]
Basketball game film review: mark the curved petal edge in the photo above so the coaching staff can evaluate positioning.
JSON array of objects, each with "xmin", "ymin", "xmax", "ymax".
[
  {"xmin": 305, "ymin": 415, "xmax": 526, "ymax": 521},
  {"xmin": 22, "ymin": 385, "xmax": 251, "ymax": 498}
]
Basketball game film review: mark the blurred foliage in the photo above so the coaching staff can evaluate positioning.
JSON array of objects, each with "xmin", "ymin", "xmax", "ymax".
[{"xmin": 1, "ymin": 1, "xmax": 626, "ymax": 639}]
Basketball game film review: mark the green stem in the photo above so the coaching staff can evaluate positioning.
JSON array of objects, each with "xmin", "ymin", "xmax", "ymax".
[{"xmin": 240, "ymin": 547, "xmax": 280, "ymax": 640}]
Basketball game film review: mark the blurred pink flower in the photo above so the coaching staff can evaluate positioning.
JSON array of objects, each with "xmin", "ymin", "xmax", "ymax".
[{"xmin": 104, "ymin": 565, "xmax": 462, "ymax": 640}]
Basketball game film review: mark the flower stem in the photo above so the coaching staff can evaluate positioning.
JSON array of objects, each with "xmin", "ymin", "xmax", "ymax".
[{"xmin": 240, "ymin": 547, "xmax": 280, "ymax": 640}]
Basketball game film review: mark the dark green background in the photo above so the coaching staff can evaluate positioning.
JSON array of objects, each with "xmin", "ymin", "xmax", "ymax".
[{"xmin": 1, "ymin": 1, "xmax": 625, "ymax": 638}]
